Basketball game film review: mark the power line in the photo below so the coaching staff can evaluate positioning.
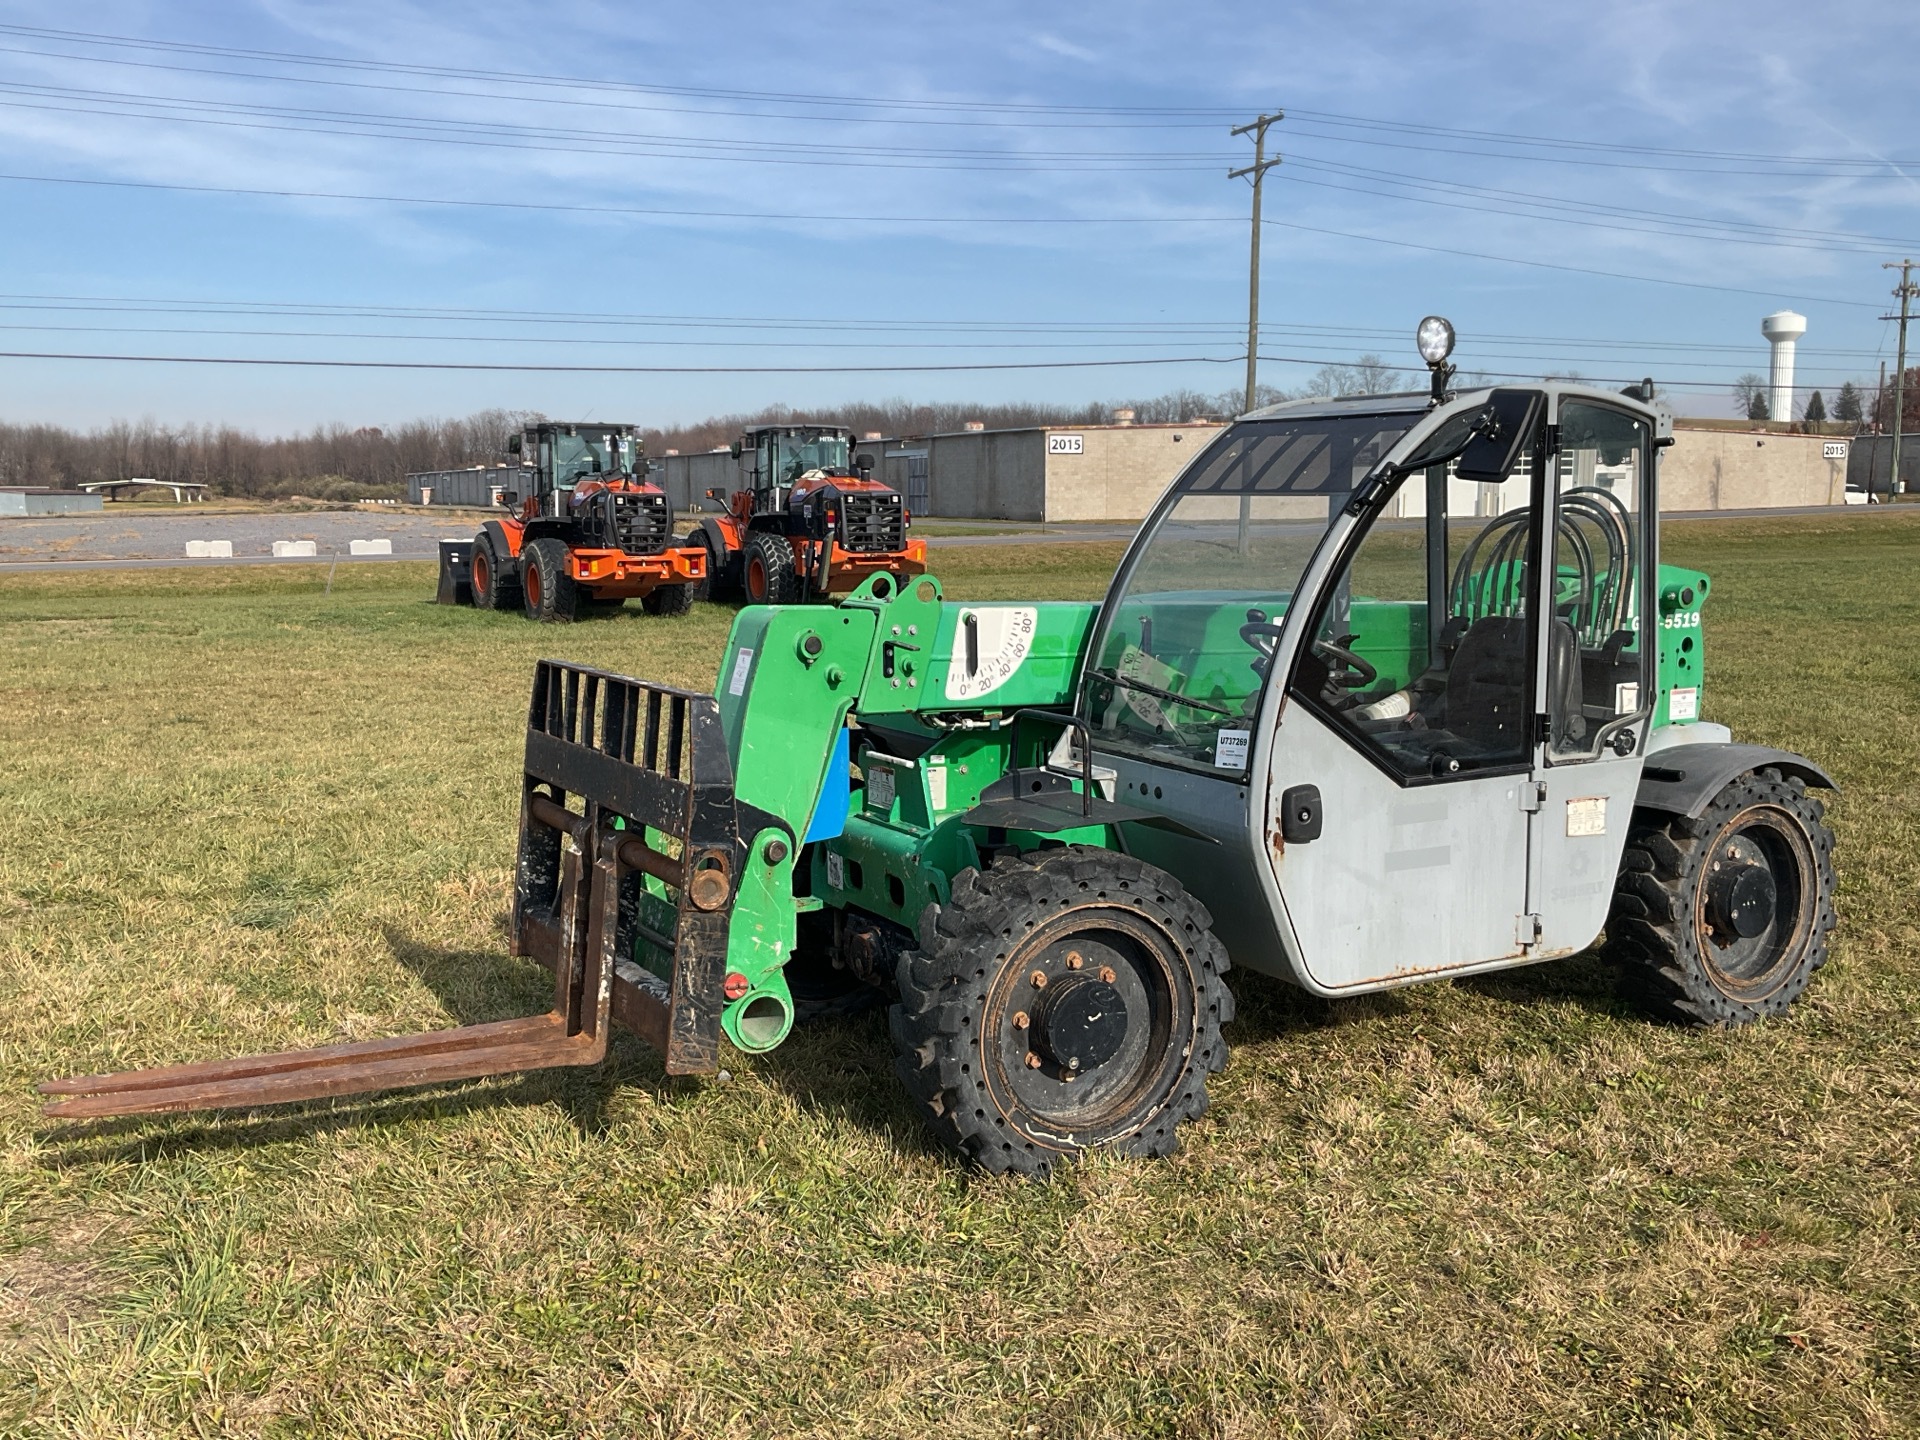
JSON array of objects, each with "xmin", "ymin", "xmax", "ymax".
[
  {"xmin": 0, "ymin": 23, "xmax": 1245, "ymax": 119},
  {"xmin": 0, "ymin": 92, "xmax": 1221, "ymax": 171},
  {"xmin": 9, "ymin": 22, "xmax": 1915, "ymax": 173},
  {"xmin": 1261, "ymin": 217, "xmax": 1883, "ymax": 310},
  {"xmin": 0, "ymin": 170, "xmax": 1237, "ymax": 225},
  {"xmin": 0, "ymin": 349, "xmax": 1249, "ymax": 374},
  {"xmin": 1282, "ymin": 106, "xmax": 1920, "ymax": 170},
  {"xmin": 1282, "ymin": 153, "xmax": 1920, "ymax": 255},
  {"xmin": 0, "ymin": 40, "xmax": 1228, "ymax": 131}
]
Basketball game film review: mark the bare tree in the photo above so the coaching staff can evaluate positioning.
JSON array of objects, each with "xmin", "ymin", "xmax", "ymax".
[{"xmin": 1732, "ymin": 373, "xmax": 1769, "ymax": 421}]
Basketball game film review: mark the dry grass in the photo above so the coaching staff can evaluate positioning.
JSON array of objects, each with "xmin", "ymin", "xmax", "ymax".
[{"xmin": 0, "ymin": 519, "xmax": 1916, "ymax": 1438}]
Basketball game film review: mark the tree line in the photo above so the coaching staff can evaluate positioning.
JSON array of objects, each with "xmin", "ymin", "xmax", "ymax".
[
  {"xmin": 22, "ymin": 356, "xmax": 1908, "ymax": 499},
  {"xmin": 0, "ymin": 409, "xmax": 535, "ymax": 500},
  {"xmin": 1729, "ymin": 370, "xmax": 1919, "ymax": 429},
  {"xmin": 0, "ymin": 358, "xmax": 1403, "ymax": 499}
]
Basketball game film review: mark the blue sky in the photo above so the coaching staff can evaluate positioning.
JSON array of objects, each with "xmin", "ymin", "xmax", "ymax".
[{"xmin": 0, "ymin": 0, "xmax": 1915, "ymax": 432}]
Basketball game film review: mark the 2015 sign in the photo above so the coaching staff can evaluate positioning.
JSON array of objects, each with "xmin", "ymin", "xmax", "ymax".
[
  {"xmin": 1047, "ymin": 434, "xmax": 1084, "ymax": 455},
  {"xmin": 1823, "ymin": 441, "xmax": 1849, "ymax": 460}
]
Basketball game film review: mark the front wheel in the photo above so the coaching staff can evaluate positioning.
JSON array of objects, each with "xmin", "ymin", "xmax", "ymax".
[
  {"xmin": 521, "ymin": 538, "xmax": 578, "ymax": 623},
  {"xmin": 743, "ymin": 530, "xmax": 799, "ymax": 605},
  {"xmin": 890, "ymin": 846, "xmax": 1233, "ymax": 1178},
  {"xmin": 470, "ymin": 534, "xmax": 520, "ymax": 611},
  {"xmin": 1607, "ymin": 767, "xmax": 1837, "ymax": 1026}
]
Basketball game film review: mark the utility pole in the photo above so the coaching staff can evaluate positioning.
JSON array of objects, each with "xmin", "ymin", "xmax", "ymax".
[
  {"xmin": 1884, "ymin": 259, "xmax": 1917, "ymax": 498},
  {"xmin": 1230, "ymin": 112, "xmax": 1284, "ymax": 415}
]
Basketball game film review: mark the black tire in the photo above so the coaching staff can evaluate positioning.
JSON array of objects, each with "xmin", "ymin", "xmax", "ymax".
[
  {"xmin": 642, "ymin": 581, "xmax": 694, "ymax": 617},
  {"xmin": 683, "ymin": 532, "xmax": 721, "ymax": 603},
  {"xmin": 743, "ymin": 529, "xmax": 799, "ymax": 605},
  {"xmin": 521, "ymin": 538, "xmax": 579, "ymax": 623},
  {"xmin": 890, "ymin": 846, "xmax": 1233, "ymax": 1179},
  {"xmin": 470, "ymin": 534, "xmax": 520, "ymax": 611},
  {"xmin": 1607, "ymin": 767, "xmax": 1837, "ymax": 1027}
]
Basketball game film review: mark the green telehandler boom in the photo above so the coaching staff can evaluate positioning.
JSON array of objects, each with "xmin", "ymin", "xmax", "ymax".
[{"xmin": 45, "ymin": 322, "xmax": 1838, "ymax": 1177}]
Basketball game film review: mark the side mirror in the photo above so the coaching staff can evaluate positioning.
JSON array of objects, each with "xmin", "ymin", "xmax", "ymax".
[
  {"xmin": 506, "ymin": 434, "xmax": 522, "ymax": 455},
  {"xmin": 498, "ymin": 490, "xmax": 518, "ymax": 509},
  {"xmin": 729, "ymin": 440, "xmax": 742, "ymax": 459},
  {"xmin": 1453, "ymin": 390, "xmax": 1545, "ymax": 484}
]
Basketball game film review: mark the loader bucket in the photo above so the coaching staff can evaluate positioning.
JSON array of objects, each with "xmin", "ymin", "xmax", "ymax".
[{"xmin": 41, "ymin": 660, "xmax": 760, "ymax": 1120}]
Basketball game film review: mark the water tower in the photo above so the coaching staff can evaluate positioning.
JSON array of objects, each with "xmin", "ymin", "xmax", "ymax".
[{"xmin": 1761, "ymin": 310, "xmax": 1807, "ymax": 421}]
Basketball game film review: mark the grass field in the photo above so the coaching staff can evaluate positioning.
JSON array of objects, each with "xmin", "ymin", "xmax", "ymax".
[{"xmin": 2, "ymin": 515, "xmax": 1918, "ymax": 1438}]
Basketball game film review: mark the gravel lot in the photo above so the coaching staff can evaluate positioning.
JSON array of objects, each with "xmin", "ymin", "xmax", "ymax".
[{"xmin": 0, "ymin": 507, "xmax": 469, "ymax": 564}]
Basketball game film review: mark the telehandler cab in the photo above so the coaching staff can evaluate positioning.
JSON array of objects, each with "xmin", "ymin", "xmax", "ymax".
[
  {"xmin": 47, "ymin": 322, "xmax": 1838, "ymax": 1178},
  {"xmin": 685, "ymin": 423, "xmax": 928, "ymax": 604},
  {"xmin": 464, "ymin": 421, "xmax": 706, "ymax": 622}
]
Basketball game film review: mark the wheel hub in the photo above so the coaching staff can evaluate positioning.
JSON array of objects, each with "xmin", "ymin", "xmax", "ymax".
[
  {"xmin": 1030, "ymin": 974, "xmax": 1128, "ymax": 1073},
  {"xmin": 1707, "ymin": 859, "xmax": 1776, "ymax": 939}
]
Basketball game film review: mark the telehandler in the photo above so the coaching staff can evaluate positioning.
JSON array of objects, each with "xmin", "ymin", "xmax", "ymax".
[
  {"xmin": 46, "ymin": 321, "xmax": 1838, "ymax": 1178},
  {"xmin": 685, "ymin": 423, "xmax": 928, "ymax": 604},
  {"xmin": 462, "ymin": 421, "xmax": 706, "ymax": 622}
]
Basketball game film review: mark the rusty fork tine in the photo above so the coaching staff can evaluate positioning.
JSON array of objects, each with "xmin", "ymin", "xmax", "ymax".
[
  {"xmin": 41, "ymin": 1015, "xmax": 595, "ymax": 1119},
  {"xmin": 38, "ymin": 1014, "xmax": 565, "ymax": 1097},
  {"xmin": 42, "ymin": 825, "xmax": 623, "ymax": 1123}
]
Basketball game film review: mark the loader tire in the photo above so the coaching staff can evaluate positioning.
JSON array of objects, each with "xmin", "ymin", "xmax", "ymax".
[
  {"xmin": 1607, "ymin": 767, "xmax": 1837, "ymax": 1027},
  {"xmin": 743, "ymin": 530, "xmax": 799, "ymax": 605},
  {"xmin": 642, "ymin": 582, "xmax": 694, "ymax": 617},
  {"xmin": 471, "ymin": 534, "xmax": 520, "ymax": 611},
  {"xmin": 889, "ymin": 845, "xmax": 1233, "ymax": 1179},
  {"xmin": 521, "ymin": 538, "xmax": 579, "ymax": 623},
  {"xmin": 683, "ymin": 532, "xmax": 722, "ymax": 604}
]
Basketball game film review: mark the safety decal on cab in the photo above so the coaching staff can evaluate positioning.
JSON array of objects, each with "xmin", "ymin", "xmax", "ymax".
[
  {"xmin": 727, "ymin": 647, "xmax": 755, "ymax": 696},
  {"xmin": 945, "ymin": 607, "xmax": 1038, "ymax": 701}
]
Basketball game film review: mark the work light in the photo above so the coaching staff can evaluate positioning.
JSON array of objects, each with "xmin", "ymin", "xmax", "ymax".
[{"xmin": 1416, "ymin": 315, "xmax": 1456, "ymax": 367}]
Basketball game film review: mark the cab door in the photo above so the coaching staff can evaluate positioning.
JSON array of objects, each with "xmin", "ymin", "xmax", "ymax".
[
  {"xmin": 1262, "ymin": 439, "xmax": 1546, "ymax": 991},
  {"xmin": 1526, "ymin": 397, "xmax": 1655, "ymax": 955}
]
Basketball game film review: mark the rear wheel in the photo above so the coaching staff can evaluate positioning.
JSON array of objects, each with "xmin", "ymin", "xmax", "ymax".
[
  {"xmin": 890, "ymin": 846, "xmax": 1233, "ymax": 1178},
  {"xmin": 1608, "ymin": 768, "xmax": 1837, "ymax": 1026},
  {"xmin": 521, "ymin": 538, "xmax": 579, "ymax": 623},
  {"xmin": 471, "ymin": 534, "xmax": 520, "ymax": 611},
  {"xmin": 743, "ymin": 530, "xmax": 799, "ymax": 605},
  {"xmin": 641, "ymin": 582, "xmax": 693, "ymax": 616}
]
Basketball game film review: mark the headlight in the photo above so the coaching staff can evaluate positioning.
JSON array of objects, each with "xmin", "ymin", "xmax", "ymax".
[{"xmin": 1416, "ymin": 315, "xmax": 1456, "ymax": 367}]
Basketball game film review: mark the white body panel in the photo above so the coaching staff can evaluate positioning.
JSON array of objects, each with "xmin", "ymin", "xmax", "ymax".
[{"xmin": 1265, "ymin": 705, "xmax": 1532, "ymax": 988}]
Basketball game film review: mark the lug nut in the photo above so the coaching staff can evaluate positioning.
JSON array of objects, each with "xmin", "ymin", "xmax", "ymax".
[
  {"xmin": 1025, "ymin": 1052, "xmax": 1042, "ymax": 1069},
  {"xmin": 1030, "ymin": 970, "xmax": 1048, "ymax": 989},
  {"xmin": 1012, "ymin": 1011, "xmax": 1029, "ymax": 1030},
  {"xmin": 1065, "ymin": 951, "xmax": 1084, "ymax": 970},
  {"xmin": 1098, "ymin": 966, "xmax": 1117, "ymax": 984}
]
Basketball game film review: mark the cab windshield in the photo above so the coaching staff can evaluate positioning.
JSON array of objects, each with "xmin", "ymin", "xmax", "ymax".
[
  {"xmin": 552, "ymin": 430, "xmax": 639, "ymax": 487},
  {"xmin": 762, "ymin": 431, "xmax": 850, "ymax": 482},
  {"xmin": 1085, "ymin": 410, "xmax": 1418, "ymax": 773}
]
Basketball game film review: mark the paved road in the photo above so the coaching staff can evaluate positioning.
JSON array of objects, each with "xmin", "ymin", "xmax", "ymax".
[{"xmin": 0, "ymin": 502, "xmax": 1908, "ymax": 573}]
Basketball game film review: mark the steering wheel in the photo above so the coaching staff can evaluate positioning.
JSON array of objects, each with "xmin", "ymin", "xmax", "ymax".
[
  {"xmin": 1311, "ymin": 638, "xmax": 1377, "ymax": 691},
  {"xmin": 1239, "ymin": 621, "xmax": 1378, "ymax": 688}
]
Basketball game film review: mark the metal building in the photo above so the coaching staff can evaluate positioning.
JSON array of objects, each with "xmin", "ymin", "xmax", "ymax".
[
  {"xmin": 0, "ymin": 487, "xmax": 104, "ymax": 516},
  {"xmin": 406, "ymin": 465, "xmax": 529, "ymax": 507}
]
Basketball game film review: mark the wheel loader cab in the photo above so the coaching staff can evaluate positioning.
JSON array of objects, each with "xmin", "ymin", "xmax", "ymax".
[{"xmin": 1084, "ymin": 379, "xmax": 1670, "ymax": 996}]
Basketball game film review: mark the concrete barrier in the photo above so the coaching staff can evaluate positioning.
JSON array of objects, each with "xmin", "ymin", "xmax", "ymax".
[
  {"xmin": 271, "ymin": 540, "xmax": 319, "ymax": 557},
  {"xmin": 349, "ymin": 538, "xmax": 394, "ymax": 555},
  {"xmin": 184, "ymin": 540, "xmax": 234, "ymax": 558}
]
